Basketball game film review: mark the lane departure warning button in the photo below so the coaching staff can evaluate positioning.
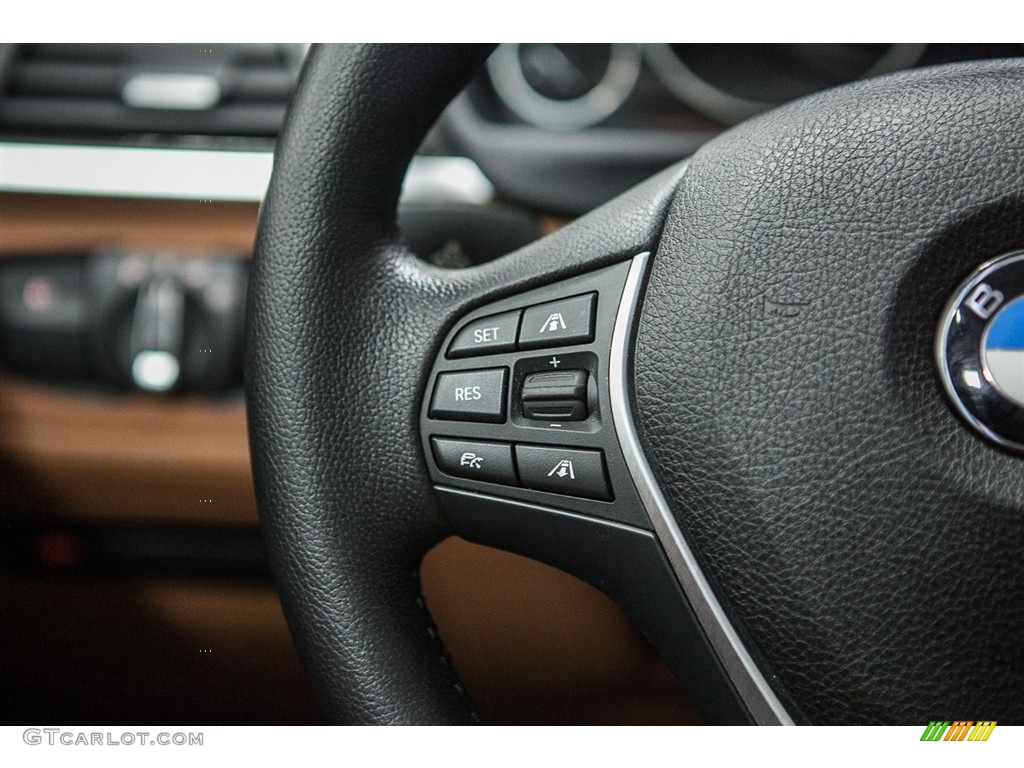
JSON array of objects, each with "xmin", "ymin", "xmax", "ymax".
[
  {"xmin": 429, "ymin": 368, "xmax": 508, "ymax": 423},
  {"xmin": 515, "ymin": 444, "xmax": 611, "ymax": 500},
  {"xmin": 518, "ymin": 293, "xmax": 596, "ymax": 350}
]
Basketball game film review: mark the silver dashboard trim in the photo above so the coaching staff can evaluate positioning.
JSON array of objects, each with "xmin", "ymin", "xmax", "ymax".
[
  {"xmin": 122, "ymin": 73, "xmax": 222, "ymax": 111},
  {"xmin": 0, "ymin": 142, "xmax": 495, "ymax": 205},
  {"xmin": 609, "ymin": 250, "xmax": 795, "ymax": 725}
]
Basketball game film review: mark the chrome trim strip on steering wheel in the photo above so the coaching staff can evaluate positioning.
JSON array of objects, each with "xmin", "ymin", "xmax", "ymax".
[{"xmin": 609, "ymin": 250, "xmax": 796, "ymax": 726}]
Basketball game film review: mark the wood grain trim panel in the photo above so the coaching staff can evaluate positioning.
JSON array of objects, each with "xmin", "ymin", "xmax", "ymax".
[
  {"xmin": 1, "ymin": 193, "xmax": 258, "ymax": 524},
  {"xmin": 0, "ymin": 375, "xmax": 257, "ymax": 524},
  {"xmin": 0, "ymin": 193, "xmax": 260, "ymax": 255}
]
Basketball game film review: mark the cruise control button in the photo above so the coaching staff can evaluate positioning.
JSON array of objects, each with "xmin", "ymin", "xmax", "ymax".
[
  {"xmin": 447, "ymin": 310, "xmax": 521, "ymax": 358},
  {"xmin": 429, "ymin": 368, "xmax": 508, "ymax": 423},
  {"xmin": 515, "ymin": 444, "xmax": 611, "ymax": 500},
  {"xmin": 518, "ymin": 293, "xmax": 596, "ymax": 350},
  {"xmin": 432, "ymin": 438, "xmax": 516, "ymax": 486}
]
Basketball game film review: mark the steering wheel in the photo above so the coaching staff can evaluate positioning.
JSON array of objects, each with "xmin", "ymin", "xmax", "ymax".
[{"xmin": 245, "ymin": 44, "xmax": 1024, "ymax": 724}]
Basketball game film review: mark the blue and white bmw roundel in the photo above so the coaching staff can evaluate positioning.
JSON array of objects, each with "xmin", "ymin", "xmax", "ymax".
[
  {"xmin": 984, "ymin": 295, "xmax": 1024, "ymax": 408},
  {"xmin": 936, "ymin": 251, "xmax": 1024, "ymax": 454}
]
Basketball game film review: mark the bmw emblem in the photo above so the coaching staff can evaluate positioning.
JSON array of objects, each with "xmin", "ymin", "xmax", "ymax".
[{"xmin": 936, "ymin": 251, "xmax": 1024, "ymax": 453}]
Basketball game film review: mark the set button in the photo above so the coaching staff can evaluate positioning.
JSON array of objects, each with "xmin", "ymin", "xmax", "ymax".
[{"xmin": 446, "ymin": 310, "xmax": 520, "ymax": 358}]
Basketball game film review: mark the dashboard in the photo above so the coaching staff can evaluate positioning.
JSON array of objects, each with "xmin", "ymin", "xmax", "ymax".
[{"xmin": 0, "ymin": 42, "xmax": 1019, "ymax": 726}]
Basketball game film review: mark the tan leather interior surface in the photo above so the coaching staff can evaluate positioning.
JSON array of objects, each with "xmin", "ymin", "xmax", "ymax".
[
  {"xmin": 1, "ymin": 191, "xmax": 700, "ymax": 724},
  {"xmin": 422, "ymin": 537, "xmax": 702, "ymax": 725}
]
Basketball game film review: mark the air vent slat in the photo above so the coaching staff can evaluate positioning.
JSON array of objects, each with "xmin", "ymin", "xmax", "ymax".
[
  {"xmin": 231, "ymin": 44, "xmax": 287, "ymax": 64},
  {"xmin": 3, "ymin": 98, "xmax": 287, "ymax": 137},
  {"xmin": 0, "ymin": 43, "xmax": 302, "ymax": 146},
  {"xmin": 12, "ymin": 62, "xmax": 122, "ymax": 98},
  {"xmin": 30, "ymin": 43, "xmax": 126, "ymax": 62},
  {"xmin": 234, "ymin": 69, "xmax": 296, "ymax": 102}
]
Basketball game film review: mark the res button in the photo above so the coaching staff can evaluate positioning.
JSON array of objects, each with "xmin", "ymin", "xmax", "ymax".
[
  {"xmin": 429, "ymin": 368, "xmax": 508, "ymax": 423},
  {"xmin": 447, "ymin": 310, "xmax": 521, "ymax": 358}
]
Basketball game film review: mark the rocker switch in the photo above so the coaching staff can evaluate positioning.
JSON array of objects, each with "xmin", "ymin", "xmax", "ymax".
[{"xmin": 521, "ymin": 369, "xmax": 588, "ymax": 421}]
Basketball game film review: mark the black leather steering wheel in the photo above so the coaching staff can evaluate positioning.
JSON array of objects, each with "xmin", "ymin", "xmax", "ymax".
[{"xmin": 245, "ymin": 44, "xmax": 1024, "ymax": 725}]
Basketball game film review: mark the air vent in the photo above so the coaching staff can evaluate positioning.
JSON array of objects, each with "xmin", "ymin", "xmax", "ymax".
[{"xmin": 0, "ymin": 44, "xmax": 305, "ymax": 147}]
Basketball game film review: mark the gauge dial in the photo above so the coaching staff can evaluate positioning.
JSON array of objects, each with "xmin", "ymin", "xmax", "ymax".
[
  {"xmin": 645, "ymin": 44, "xmax": 928, "ymax": 125},
  {"xmin": 487, "ymin": 43, "xmax": 642, "ymax": 131}
]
